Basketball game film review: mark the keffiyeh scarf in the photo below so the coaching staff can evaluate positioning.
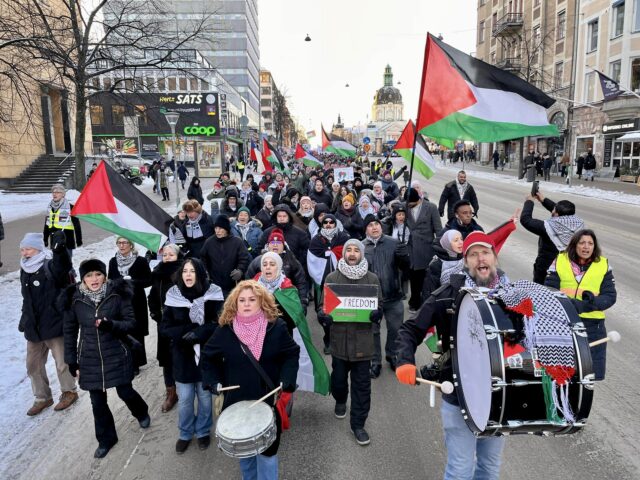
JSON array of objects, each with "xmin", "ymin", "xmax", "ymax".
[
  {"xmin": 116, "ymin": 251, "xmax": 138, "ymax": 276},
  {"xmin": 233, "ymin": 310, "xmax": 268, "ymax": 360},
  {"xmin": 337, "ymin": 257, "xmax": 369, "ymax": 280},
  {"xmin": 544, "ymin": 215, "xmax": 585, "ymax": 251},
  {"xmin": 456, "ymin": 180, "xmax": 468, "ymax": 199},
  {"xmin": 79, "ymin": 282, "xmax": 107, "ymax": 305}
]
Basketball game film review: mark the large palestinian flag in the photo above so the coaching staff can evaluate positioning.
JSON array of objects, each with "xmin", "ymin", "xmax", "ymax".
[
  {"xmin": 71, "ymin": 161, "xmax": 173, "ymax": 252},
  {"xmin": 416, "ymin": 34, "xmax": 558, "ymax": 142},
  {"xmin": 394, "ymin": 120, "xmax": 437, "ymax": 179},
  {"xmin": 321, "ymin": 125, "xmax": 357, "ymax": 158},
  {"xmin": 295, "ymin": 143, "xmax": 322, "ymax": 167},
  {"xmin": 250, "ymin": 140, "xmax": 270, "ymax": 172},
  {"xmin": 263, "ymin": 138, "xmax": 286, "ymax": 171},
  {"xmin": 272, "ymin": 281, "xmax": 330, "ymax": 395}
]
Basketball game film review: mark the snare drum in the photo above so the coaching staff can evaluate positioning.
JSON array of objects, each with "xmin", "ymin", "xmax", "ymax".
[
  {"xmin": 215, "ymin": 400, "xmax": 277, "ymax": 458},
  {"xmin": 450, "ymin": 287, "xmax": 594, "ymax": 436}
]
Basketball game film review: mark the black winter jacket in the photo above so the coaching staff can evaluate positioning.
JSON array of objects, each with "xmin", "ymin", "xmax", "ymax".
[
  {"xmin": 108, "ymin": 256, "xmax": 152, "ymax": 337},
  {"xmin": 147, "ymin": 260, "xmax": 181, "ymax": 366},
  {"xmin": 438, "ymin": 181, "xmax": 479, "ymax": 220},
  {"xmin": 309, "ymin": 188, "xmax": 334, "ymax": 210},
  {"xmin": 363, "ymin": 235, "xmax": 408, "ymax": 303},
  {"xmin": 246, "ymin": 251, "xmax": 309, "ymax": 304},
  {"xmin": 335, "ymin": 208, "xmax": 365, "ymax": 240},
  {"xmin": 160, "ymin": 291, "xmax": 222, "ymax": 384},
  {"xmin": 187, "ymin": 179, "xmax": 204, "ymax": 205},
  {"xmin": 201, "ymin": 319, "xmax": 300, "ymax": 408},
  {"xmin": 20, "ymin": 249, "xmax": 72, "ymax": 342},
  {"xmin": 43, "ymin": 204, "xmax": 83, "ymax": 250},
  {"xmin": 255, "ymin": 207, "xmax": 274, "ymax": 230},
  {"xmin": 258, "ymin": 205, "xmax": 310, "ymax": 266},
  {"xmin": 178, "ymin": 211, "xmax": 215, "ymax": 258},
  {"xmin": 200, "ymin": 235, "xmax": 251, "ymax": 293},
  {"xmin": 62, "ymin": 279, "xmax": 136, "ymax": 391}
]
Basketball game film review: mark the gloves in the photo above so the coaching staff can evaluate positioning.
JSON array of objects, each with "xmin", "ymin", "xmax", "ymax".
[
  {"xmin": 317, "ymin": 311, "xmax": 333, "ymax": 328},
  {"xmin": 68, "ymin": 363, "xmax": 79, "ymax": 378},
  {"xmin": 396, "ymin": 364, "xmax": 417, "ymax": 386},
  {"xmin": 181, "ymin": 330, "xmax": 199, "ymax": 345},
  {"xmin": 395, "ymin": 243, "xmax": 409, "ymax": 257},
  {"xmin": 282, "ymin": 382, "xmax": 296, "ymax": 393},
  {"xmin": 230, "ymin": 269, "xmax": 243, "ymax": 282},
  {"xmin": 51, "ymin": 231, "xmax": 67, "ymax": 252},
  {"xmin": 96, "ymin": 319, "xmax": 113, "ymax": 332},
  {"xmin": 369, "ymin": 307, "xmax": 383, "ymax": 324},
  {"xmin": 582, "ymin": 290, "xmax": 596, "ymax": 303},
  {"xmin": 203, "ymin": 384, "xmax": 220, "ymax": 395}
]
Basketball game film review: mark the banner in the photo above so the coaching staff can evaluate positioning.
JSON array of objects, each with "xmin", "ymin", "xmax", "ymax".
[
  {"xmin": 323, "ymin": 283, "xmax": 378, "ymax": 323},
  {"xmin": 334, "ymin": 167, "xmax": 354, "ymax": 182}
]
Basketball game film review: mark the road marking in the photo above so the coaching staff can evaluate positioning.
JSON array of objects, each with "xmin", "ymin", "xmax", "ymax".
[{"xmin": 118, "ymin": 433, "xmax": 145, "ymax": 477}]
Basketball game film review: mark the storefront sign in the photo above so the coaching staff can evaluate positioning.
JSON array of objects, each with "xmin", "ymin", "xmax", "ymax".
[
  {"xmin": 602, "ymin": 118, "xmax": 639, "ymax": 134},
  {"xmin": 184, "ymin": 125, "xmax": 217, "ymax": 136}
]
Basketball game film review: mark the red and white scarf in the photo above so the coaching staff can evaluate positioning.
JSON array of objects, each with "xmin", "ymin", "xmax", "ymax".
[{"xmin": 233, "ymin": 310, "xmax": 268, "ymax": 360}]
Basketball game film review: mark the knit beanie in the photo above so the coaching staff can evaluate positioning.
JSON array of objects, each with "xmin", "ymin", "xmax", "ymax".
[
  {"xmin": 342, "ymin": 193, "xmax": 356, "ymax": 206},
  {"xmin": 20, "ymin": 233, "xmax": 45, "ymax": 251},
  {"xmin": 344, "ymin": 238, "xmax": 365, "ymax": 254},
  {"xmin": 214, "ymin": 214, "xmax": 231, "ymax": 232},
  {"xmin": 261, "ymin": 251, "xmax": 283, "ymax": 276},
  {"xmin": 79, "ymin": 259, "xmax": 107, "ymax": 279},
  {"xmin": 362, "ymin": 214, "xmax": 380, "ymax": 231},
  {"xmin": 237, "ymin": 206, "xmax": 251, "ymax": 217},
  {"xmin": 267, "ymin": 228, "xmax": 285, "ymax": 244}
]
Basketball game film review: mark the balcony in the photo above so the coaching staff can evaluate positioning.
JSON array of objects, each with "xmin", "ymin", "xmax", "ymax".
[
  {"xmin": 492, "ymin": 12, "xmax": 524, "ymax": 37},
  {"xmin": 495, "ymin": 57, "xmax": 522, "ymax": 72}
]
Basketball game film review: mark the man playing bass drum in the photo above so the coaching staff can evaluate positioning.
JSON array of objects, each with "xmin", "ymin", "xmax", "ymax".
[{"xmin": 395, "ymin": 232, "xmax": 510, "ymax": 480}]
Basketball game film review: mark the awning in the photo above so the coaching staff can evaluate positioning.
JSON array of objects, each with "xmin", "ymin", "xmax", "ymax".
[{"xmin": 617, "ymin": 131, "xmax": 640, "ymax": 141}]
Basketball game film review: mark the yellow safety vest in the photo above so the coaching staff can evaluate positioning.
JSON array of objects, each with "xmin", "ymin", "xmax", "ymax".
[
  {"xmin": 237, "ymin": 159, "xmax": 245, "ymax": 169},
  {"xmin": 46, "ymin": 209, "xmax": 74, "ymax": 230},
  {"xmin": 556, "ymin": 253, "xmax": 607, "ymax": 319}
]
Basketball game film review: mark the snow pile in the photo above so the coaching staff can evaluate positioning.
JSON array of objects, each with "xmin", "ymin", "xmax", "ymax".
[{"xmin": 0, "ymin": 190, "xmax": 81, "ymax": 223}]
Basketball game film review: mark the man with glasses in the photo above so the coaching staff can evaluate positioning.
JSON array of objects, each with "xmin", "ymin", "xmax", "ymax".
[{"xmin": 308, "ymin": 214, "xmax": 350, "ymax": 354}]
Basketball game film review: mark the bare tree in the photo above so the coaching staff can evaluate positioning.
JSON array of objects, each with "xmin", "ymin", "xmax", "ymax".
[
  {"xmin": 0, "ymin": 0, "xmax": 219, "ymax": 187},
  {"xmin": 272, "ymin": 85, "xmax": 291, "ymax": 148}
]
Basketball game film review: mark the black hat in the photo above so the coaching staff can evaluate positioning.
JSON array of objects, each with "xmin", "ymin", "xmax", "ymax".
[
  {"xmin": 225, "ymin": 188, "xmax": 238, "ymax": 198},
  {"xmin": 214, "ymin": 214, "xmax": 231, "ymax": 232},
  {"xmin": 79, "ymin": 259, "xmax": 107, "ymax": 279},
  {"xmin": 406, "ymin": 188, "xmax": 420, "ymax": 203},
  {"xmin": 363, "ymin": 213, "xmax": 380, "ymax": 231}
]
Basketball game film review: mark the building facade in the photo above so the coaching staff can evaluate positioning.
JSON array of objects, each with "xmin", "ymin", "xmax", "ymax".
[
  {"xmin": 371, "ymin": 65, "xmax": 404, "ymax": 122},
  {"xmin": 259, "ymin": 69, "xmax": 294, "ymax": 147},
  {"xmin": 572, "ymin": 0, "xmax": 640, "ymax": 173},
  {"xmin": 476, "ymin": 0, "xmax": 577, "ymax": 164}
]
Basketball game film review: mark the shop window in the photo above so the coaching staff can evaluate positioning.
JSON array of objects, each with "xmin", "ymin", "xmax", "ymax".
[
  {"xmin": 112, "ymin": 105, "xmax": 125, "ymax": 125},
  {"xmin": 135, "ymin": 105, "xmax": 147, "ymax": 126},
  {"xmin": 631, "ymin": 58, "xmax": 640, "ymax": 92},
  {"xmin": 633, "ymin": 142, "xmax": 640, "ymax": 157},
  {"xmin": 623, "ymin": 142, "xmax": 631, "ymax": 156},
  {"xmin": 90, "ymin": 105, "xmax": 104, "ymax": 125}
]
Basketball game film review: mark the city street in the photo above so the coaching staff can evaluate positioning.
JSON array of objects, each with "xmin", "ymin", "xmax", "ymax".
[{"xmin": 3, "ymin": 164, "xmax": 639, "ymax": 480}]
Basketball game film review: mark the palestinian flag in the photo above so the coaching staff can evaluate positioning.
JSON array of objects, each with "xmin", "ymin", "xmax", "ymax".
[
  {"xmin": 71, "ymin": 161, "xmax": 173, "ymax": 252},
  {"xmin": 250, "ymin": 140, "xmax": 269, "ymax": 171},
  {"xmin": 307, "ymin": 237, "xmax": 345, "ymax": 286},
  {"xmin": 295, "ymin": 143, "xmax": 322, "ymax": 167},
  {"xmin": 416, "ymin": 34, "xmax": 558, "ymax": 142},
  {"xmin": 394, "ymin": 120, "xmax": 437, "ymax": 179},
  {"xmin": 321, "ymin": 125, "xmax": 356, "ymax": 158},
  {"xmin": 424, "ymin": 326, "xmax": 439, "ymax": 353},
  {"xmin": 323, "ymin": 283, "xmax": 378, "ymax": 323},
  {"xmin": 273, "ymin": 281, "xmax": 330, "ymax": 395},
  {"xmin": 263, "ymin": 138, "xmax": 286, "ymax": 170}
]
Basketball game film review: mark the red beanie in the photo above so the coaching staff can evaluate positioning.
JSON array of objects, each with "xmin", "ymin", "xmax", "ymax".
[{"xmin": 268, "ymin": 228, "xmax": 285, "ymax": 244}]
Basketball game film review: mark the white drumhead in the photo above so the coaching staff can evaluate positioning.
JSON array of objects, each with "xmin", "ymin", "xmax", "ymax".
[
  {"xmin": 216, "ymin": 400, "xmax": 274, "ymax": 440},
  {"xmin": 456, "ymin": 294, "xmax": 492, "ymax": 431}
]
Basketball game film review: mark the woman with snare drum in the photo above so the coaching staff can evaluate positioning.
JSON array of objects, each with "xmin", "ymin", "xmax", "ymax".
[
  {"xmin": 201, "ymin": 280, "xmax": 299, "ymax": 480},
  {"xmin": 545, "ymin": 229, "xmax": 617, "ymax": 380}
]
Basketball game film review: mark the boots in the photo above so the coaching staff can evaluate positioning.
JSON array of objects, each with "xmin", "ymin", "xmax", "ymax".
[{"xmin": 162, "ymin": 386, "xmax": 178, "ymax": 413}]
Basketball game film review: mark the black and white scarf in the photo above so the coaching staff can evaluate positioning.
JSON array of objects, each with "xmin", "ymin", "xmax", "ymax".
[
  {"xmin": 79, "ymin": 282, "xmax": 107, "ymax": 305},
  {"xmin": 164, "ymin": 283, "xmax": 224, "ymax": 364},
  {"xmin": 185, "ymin": 214, "xmax": 204, "ymax": 239},
  {"xmin": 321, "ymin": 226, "xmax": 338, "ymax": 241},
  {"xmin": 20, "ymin": 250, "xmax": 51, "ymax": 274},
  {"xmin": 440, "ymin": 259, "xmax": 463, "ymax": 285},
  {"xmin": 456, "ymin": 180, "xmax": 468, "ymax": 199},
  {"xmin": 337, "ymin": 257, "xmax": 369, "ymax": 280},
  {"xmin": 544, "ymin": 215, "xmax": 585, "ymax": 251},
  {"xmin": 116, "ymin": 251, "xmax": 138, "ymax": 276}
]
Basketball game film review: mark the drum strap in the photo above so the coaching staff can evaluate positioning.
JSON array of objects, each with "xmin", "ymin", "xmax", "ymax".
[{"xmin": 238, "ymin": 339, "xmax": 276, "ymax": 391}]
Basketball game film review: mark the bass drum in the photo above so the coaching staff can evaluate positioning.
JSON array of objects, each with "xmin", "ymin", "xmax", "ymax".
[{"xmin": 450, "ymin": 287, "xmax": 594, "ymax": 436}]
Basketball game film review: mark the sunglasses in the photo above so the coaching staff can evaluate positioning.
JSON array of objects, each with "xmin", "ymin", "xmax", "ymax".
[{"xmin": 322, "ymin": 220, "xmax": 336, "ymax": 226}]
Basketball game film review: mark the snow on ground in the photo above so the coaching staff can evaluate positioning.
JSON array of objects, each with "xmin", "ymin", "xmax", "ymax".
[
  {"xmin": 0, "ymin": 190, "xmax": 81, "ymax": 223},
  {"xmin": 436, "ymin": 163, "xmax": 640, "ymax": 206}
]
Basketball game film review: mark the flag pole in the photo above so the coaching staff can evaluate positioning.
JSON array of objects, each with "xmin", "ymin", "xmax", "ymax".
[{"xmin": 401, "ymin": 128, "xmax": 419, "ymax": 244}]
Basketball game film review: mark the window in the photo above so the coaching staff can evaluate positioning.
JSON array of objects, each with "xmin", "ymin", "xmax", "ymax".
[
  {"xmin": 261, "ymin": 99, "xmax": 271, "ymax": 107},
  {"xmin": 635, "ymin": 0, "xmax": 640, "ymax": 31},
  {"xmin": 157, "ymin": 78, "xmax": 166, "ymax": 91},
  {"xmin": 103, "ymin": 77, "xmax": 112, "ymax": 91},
  {"xmin": 202, "ymin": 80, "xmax": 209, "ymax": 90},
  {"xmin": 168, "ymin": 77, "xmax": 176, "ymax": 91},
  {"xmin": 111, "ymin": 105, "xmax": 125, "ymax": 125},
  {"xmin": 534, "ymin": 0, "xmax": 540, "ymax": 6},
  {"xmin": 479, "ymin": 21, "xmax": 485, "ymax": 43},
  {"xmin": 90, "ymin": 105, "xmax": 104, "ymax": 125},
  {"xmin": 532, "ymin": 26, "xmax": 541, "ymax": 63},
  {"xmin": 554, "ymin": 62, "xmax": 564, "ymax": 88},
  {"xmin": 612, "ymin": 1, "xmax": 625, "ymax": 37},
  {"xmin": 189, "ymin": 78, "xmax": 198, "ymax": 90},
  {"xmin": 179, "ymin": 78, "xmax": 187, "ymax": 91},
  {"xmin": 264, "ymin": 122, "xmax": 272, "ymax": 130},
  {"xmin": 610, "ymin": 60, "xmax": 622, "ymax": 83},
  {"xmin": 584, "ymin": 72, "xmax": 595, "ymax": 102},
  {"xmin": 631, "ymin": 58, "xmax": 640, "ymax": 91},
  {"xmin": 557, "ymin": 11, "xmax": 566, "ymax": 40},
  {"xmin": 587, "ymin": 19, "xmax": 599, "ymax": 52},
  {"xmin": 135, "ymin": 105, "xmax": 147, "ymax": 126},
  {"xmin": 261, "ymin": 87, "xmax": 271, "ymax": 96},
  {"xmin": 262, "ymin": 111, "xmax": 271, "ymax": 119}
]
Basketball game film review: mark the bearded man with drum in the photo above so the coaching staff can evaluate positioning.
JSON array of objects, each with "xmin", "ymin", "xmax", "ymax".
[{"xmin": 395, "ymin": 231, "xmax": 509, "ymax": 480}]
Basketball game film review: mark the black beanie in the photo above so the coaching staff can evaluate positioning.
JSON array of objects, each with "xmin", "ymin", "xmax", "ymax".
[
  {"xmin": 362, "ymin": 213, "xmax": 380, "ymax": 231},
  {"xmin": 79, "ymin": 259, "xmax": 107, "ymax": 279},
  {"xmin": 406, "ymin": 188, "xmax": 420, "ymax": 203},
  {"xmin": 214, "ymin": 214, "xmax": 231, "ymax": 232}
]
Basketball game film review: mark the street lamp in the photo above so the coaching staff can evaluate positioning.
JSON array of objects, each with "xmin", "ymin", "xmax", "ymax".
[
  {"xmin": 304, "ymin": 34, "xmax": 311, "ymax": 42},
  {"xmin": 163, "ymin": 111, "xmax": 181, "ymax": 209}
]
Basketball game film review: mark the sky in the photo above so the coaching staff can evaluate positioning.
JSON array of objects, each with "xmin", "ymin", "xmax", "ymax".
[{"xmin": 258, "ymin": 0, "xmax": 477, "ymax": 138}]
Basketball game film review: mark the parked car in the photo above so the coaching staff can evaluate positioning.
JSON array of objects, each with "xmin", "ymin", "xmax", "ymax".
[{"xmin": 112, "ymin": 154, "xmax": 145, "ymax": 169}]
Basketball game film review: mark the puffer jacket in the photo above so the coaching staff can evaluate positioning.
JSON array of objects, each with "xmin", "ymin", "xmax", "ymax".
[
  {"xmin": 61, "ymin": 279, "xmax": 136, "ymax": 391},
  {"xmin": 335, "ymin": 207, "xmax": 365, "ymax": 240},
  {"xmin": 231, "ymin": 219, "xmax": 263, "ymax": 258},
  {"xmin": 258, "ymin": 205, "xmax": 310, "ymax": 266}
]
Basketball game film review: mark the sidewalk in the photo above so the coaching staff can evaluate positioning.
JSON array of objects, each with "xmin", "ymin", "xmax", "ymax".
[{"xmin": 440, "ymin": 159, "xmax": 640, "ymax": 196}]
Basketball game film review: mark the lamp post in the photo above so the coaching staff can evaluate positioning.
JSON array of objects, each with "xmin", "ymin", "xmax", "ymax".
[{"xmin": 163, "ymin": 111, "xmax": 181, "ymax": 209}]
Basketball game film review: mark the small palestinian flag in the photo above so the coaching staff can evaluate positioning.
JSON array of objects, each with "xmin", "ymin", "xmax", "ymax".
[
  {"xmin": 323, "ymin": 283, "xmax": 378, "ymax": 323},
  {"xmin": 321, "ymin": 125, "xmax": 357, "ymax": 158},
  {"xmin": 263, "ymin": 138, "xmax": 286, "ymax": 171},
  {"xmin": 295, "ymin": 143, "xmax": 322, "ymax": 167},
  {"xmin": 271, "ymin": 280, "xmax": 330, "ymax": 395},
  {"xmin": 71, "ymin": 161, "xmax": 173, "ymax": 252},
  {"xmin": 394, "ymin": 120, "xmax": 437, "ymax": 180},
  {"xmin": 416, "ymin": 34, "xmax": 558, "ymax": 142},
  {"xmin": 424, "ymin": 326, "xmax": 439, "ymax": 353}
]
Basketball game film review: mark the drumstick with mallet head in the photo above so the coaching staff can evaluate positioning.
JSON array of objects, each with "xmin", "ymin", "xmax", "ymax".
[
  {"xmin": 589, "ymin": 330, "xmax": 621, "ymax": 348},
  {"xmin": 415, "ymin": 377, "xmax": 455, "ymax": 395},
  {"xmin": 249, "ymin": 385, "xmax": 282, "ymax": 408}
]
